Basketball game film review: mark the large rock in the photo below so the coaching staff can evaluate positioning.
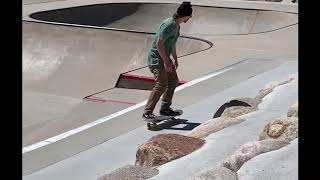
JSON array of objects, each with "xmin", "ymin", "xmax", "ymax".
[
  {"xmin": 289, "ymin": 74, "xmax": 297, "ymax": 82},
  {"xmin": 264, "ymin": 80, "xmax": 281, "ymax": 89},
  {"xmin": 264, "ymin": 79, "xmax": 291, "ymax": 90},
  {"xmin": 259, "ymin": 117, "xmax": 298, "ymax": 142},
  {"xmin": 186, "ymin": 117, "xmax": 245, "ymax": 139},
  {"xmin": 235, "ymin": 97, "xmax": 260, "ymax": 107},
  {"xmin": 221, "ymin": 106, "xmax": 257, "ymax": 118},
  {"xmin": 287, "ymin": 102, "xmax": 298, "ymax": 117},
  {"xmin": 255, "ymin": 88, "xmax": 273, "ymax": 100},
  {"xmin": 213, "ymin": 98, "xmax": 260, "ymax": 118},
  {"xmin": 190, "ymin": 167, "xmax": 238, "ymax": 180},
  {"xmin": 135, "ymin": 134, "xmax": 205, "ymax": 167},
  {"xmin": 97, "ymin": 165, "xmax": 158, "ymax": 180},
  {"xmin": 255, "ymin": 75, "xmax": 296, "ymax": 100},
  {"xmin": 219, "ymin": 139, "xmax": 289, "ymax": 172}
]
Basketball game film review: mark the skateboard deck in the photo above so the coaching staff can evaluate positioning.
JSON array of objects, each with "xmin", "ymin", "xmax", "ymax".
[{"xmin": 144, "ymin": 110, "xmax": 183, "ymax": 128}]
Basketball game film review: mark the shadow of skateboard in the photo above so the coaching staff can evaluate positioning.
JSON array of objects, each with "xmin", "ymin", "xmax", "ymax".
[
  {"xmin": 144, "ymin": 110, "xmax": 182, "ymax": 126},
  {"xmin": 143, "ymin": 110, "xmax": 199, "ymax": 131},
  {"xmin": 147, "ymin": 118, "xmax": 190, "ymax": 131}
]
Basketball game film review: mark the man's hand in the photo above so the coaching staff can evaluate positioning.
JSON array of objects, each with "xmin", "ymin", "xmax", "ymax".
[
  {"xmin": 172, "ymin": 47, "xmax": 178, "ymax": 69},
  {"xmin": 174, "ymin": 60, "xmax": 178, "ymax": 70},
  {"xmin": 157, "ymin": 39, "xmax": 173, "ymax": 72},
  {"xmin": 164, "ymin": 62, "xmax": 173, "ymax": 73}
]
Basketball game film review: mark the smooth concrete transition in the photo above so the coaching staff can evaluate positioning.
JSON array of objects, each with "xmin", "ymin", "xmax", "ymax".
[{"xmin": 23, "ymin": 0, "xmax": 298, "ymax": 179}]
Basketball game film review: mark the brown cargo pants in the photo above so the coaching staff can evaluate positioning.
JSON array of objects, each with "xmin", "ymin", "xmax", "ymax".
[{"xmin": 144, "ymin": 63, "xmax": 179, "ymax": 113}]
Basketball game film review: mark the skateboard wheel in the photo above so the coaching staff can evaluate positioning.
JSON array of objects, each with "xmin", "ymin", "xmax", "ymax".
[{"xmin": 147, "ymin": 123, "xmax": 151, "ymax": 128}]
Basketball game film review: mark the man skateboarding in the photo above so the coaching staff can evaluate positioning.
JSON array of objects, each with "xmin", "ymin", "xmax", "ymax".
[{"xmin": 142, "ymin": 2, "xmax": 193, "ymax": 120}]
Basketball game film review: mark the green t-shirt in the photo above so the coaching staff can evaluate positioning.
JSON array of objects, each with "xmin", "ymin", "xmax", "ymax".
[{"xmin": 148, "ymin": 17, "xmax": 180, "ymax": 66}]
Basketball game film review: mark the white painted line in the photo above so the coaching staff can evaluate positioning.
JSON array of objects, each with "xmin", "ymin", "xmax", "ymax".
[
  {"xmin": 176, "ymin": 67, "xmax": 232, "ymax": 91},
  {"xmin": 22, "ymin": 66, "xmax": 232, "ymax": 153},
  {"xmin": 236, "ymin": 48, "xmax": 268, "ymax": 52}
]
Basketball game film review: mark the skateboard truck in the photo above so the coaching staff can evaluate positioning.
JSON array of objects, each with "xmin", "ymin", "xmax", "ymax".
[{"xmin": 144, "ymin": 110, "xmax": 183, "ymax": 128}]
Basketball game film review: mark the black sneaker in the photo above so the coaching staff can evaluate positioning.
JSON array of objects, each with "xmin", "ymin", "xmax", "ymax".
[
  {"xmin": 142, "ymin": 112, "xmax": 156, "ymax": 120},
  {"xmin": 159, "ymin": 108, "xmax": 181, "ymax": 116}
]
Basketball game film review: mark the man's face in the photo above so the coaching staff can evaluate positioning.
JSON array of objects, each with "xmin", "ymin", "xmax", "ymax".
[{"xmin": 182, "ymin": 15, "xmax": 192, "ymax": 23}]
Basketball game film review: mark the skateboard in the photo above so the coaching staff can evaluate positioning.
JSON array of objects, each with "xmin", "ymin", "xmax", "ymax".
[{"xmin": 144, "ymin": 110, "xmax": 183, "ymax": 128}]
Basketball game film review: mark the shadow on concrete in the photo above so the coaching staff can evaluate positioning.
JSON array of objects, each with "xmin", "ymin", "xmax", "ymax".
[
  {"xmin": 30, "ymin": 3, "xmax": 141, "ymax": 26},
  {"xmin": 148, "ymin": 118, "xmax": 201, "ymax": 131}
]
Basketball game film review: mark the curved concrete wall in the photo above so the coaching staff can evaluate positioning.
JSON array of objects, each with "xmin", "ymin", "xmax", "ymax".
[{"xmin": 29, "ymin": 3, "xmax": 298, "ymax": 35}]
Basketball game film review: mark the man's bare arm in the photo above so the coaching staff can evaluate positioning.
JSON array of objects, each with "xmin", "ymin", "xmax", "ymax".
[
  {"xmin": 157, "ymin": 38, "xmax": 172, "ymax": 72},
  {"xmin": 172, "ymin": 46, "xmax": 178, "ymax": 69}
]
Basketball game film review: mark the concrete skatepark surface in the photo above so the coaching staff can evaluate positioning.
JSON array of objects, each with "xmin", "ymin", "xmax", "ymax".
[
  {"xmin": 28, "ymin": 3, "xmax": 297, "ymax": 35},
  {"xmin": 23, "ymin": 61, "xmax": 298, "ymax": 179},
  {"xmin": 22, "ymin": 0, "xmax": 298, "ymax": 179}
]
